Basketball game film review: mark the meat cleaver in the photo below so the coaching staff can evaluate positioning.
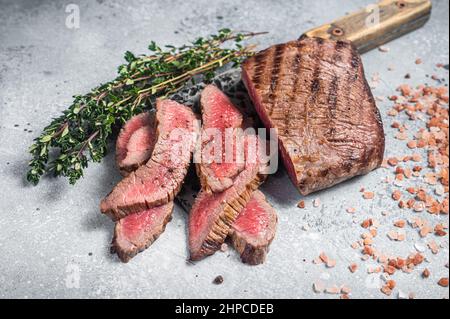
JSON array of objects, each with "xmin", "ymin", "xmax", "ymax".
[{"xmin": 177, "ymin": 0, "xmax": 432, "ymax": 211}]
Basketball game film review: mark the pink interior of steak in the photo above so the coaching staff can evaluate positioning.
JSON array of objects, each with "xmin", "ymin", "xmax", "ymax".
[
  {"xmin": 113, "ymin": 201, "xmax": 174, "ymax": 262},
  {"xmin": 121, "ymin": 163, "xmax": 179, "ymax": 203},
  {"xmin": 202, "ymin": 129, "xmax": 244, "ymax": 175},
  {"xmin": 201, "ymin": 84, "xmax": 243, "ymax": 130},
  {"xmin": 116, "ymin": 113, "xmax": 155, "ymax": 170},
  {"xmin": 116, "ymin": 203, "xmax": 172, "ymax": 245},
  {"xmin": 231, "ymin": 190, "xmax": 273, "ymax": 238},
  {"xmin": 122, "ymin": 126, "xmax": 155, "ymax": 166},
  {"xmin": 101, "ymin": 99, "xmax": 197, "ymax": 219},
  {"xmin": 189, "ymin": 134, "xmax": 267, "ymax": 258},
  {"xmin": 199, "ymin": 85, "xmax": 245, "ymax": 191},
  {"xmin": 229, "ymin": 189, "xmax": 277, "ymax": 265},
  {"xmin": 189, "ymin": 190, "xmax": 225, "ymax": 245}
]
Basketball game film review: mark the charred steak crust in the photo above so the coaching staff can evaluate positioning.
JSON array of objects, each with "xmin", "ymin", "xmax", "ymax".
[
  {"xmin": 189, "ymin": 170, "xmax": 266, "ymax": 261},
  {"xmin": 242, "ymin": 37, "xmax": 385, "ymax": 195},
  {"xmin": 101, "ymin": 99, "xmax": 198, "ymax": 220},
  {"xmin": 115, "ymin": 112, "xmax": 156, "ymax": 176},
  {"xmin": 189, "ymin": 135, "xmax": 269, "ymax": 261},
  {"xmin": 229, "ymin": 190, "xmax": 278, "ymax": 265},
  {"xmin": 111, "ymin": 202, "xmax": 174, "ymax": 263}
]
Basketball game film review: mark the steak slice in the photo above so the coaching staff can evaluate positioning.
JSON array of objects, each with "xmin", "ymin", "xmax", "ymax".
[
  {"xmin": 101, "ymin": 99, "xmax": 198, "ymax": 220},
  {"xmin": 189, "ymin": 134, "xmax": 268, "ymax": 261},
  {"xmin": 111, "ymin": 202, "xmax": 174, "ymax": 262},
  {"xmin": 116, "ymin": 112, "xmax": 156, "ymax": 176},
  {"xmin": 196, "ymin": 85, "xmax": 245, "ymax": 193},
  {"xmin": 229, "ymin": 190, "xmax": 277, "ymax": 265},
  {"xmin": 242, "ymin": 37, "xmax": 385, "ymax": 195}
]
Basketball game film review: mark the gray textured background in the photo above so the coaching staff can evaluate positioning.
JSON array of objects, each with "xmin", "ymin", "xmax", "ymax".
[{"xmin": 0, "ymin": 0, "xmax": 448, "ymax": 299}]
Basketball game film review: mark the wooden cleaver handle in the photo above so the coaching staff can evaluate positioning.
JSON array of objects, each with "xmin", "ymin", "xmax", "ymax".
[{"xmin": 302, "ymin": 0, "xmax": 432, "ymax": 53}]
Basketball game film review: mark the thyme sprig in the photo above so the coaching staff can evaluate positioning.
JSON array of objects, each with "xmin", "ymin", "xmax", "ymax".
[{"xmin": 27, "ymin": 29, "xmax": 266, "ymax": 185}]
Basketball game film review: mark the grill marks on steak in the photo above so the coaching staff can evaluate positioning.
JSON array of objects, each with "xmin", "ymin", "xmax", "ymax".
[
  {"xmin": 242, "ymin": 37, "xmax": 385, "ymax": 195},
  {"xmin": 189, "ymin": 134, "xmax": 268, "ymax": 261},
  {"xmin": 197, "ymin": 85, "xmax": 245, "ymax": 193},
  {"xmin": 111, "ymin": 202, "xmax": 174, "ymax": 262},
  {"xmin": 229, "ymin": 190, "xmax": 277, "ymax": 265},
  {"xmin": 116, "ymin": 112, "xmax": 156, "ymax": 176},
  {"xmin": 101, "ymin": 99, "xmax": 198, "ymax": 220}
]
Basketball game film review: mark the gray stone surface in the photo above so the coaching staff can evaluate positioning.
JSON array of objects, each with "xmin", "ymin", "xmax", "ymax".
[{"xmin": 0, "ymin": 0, "xmax": 448, "ymax": 299}]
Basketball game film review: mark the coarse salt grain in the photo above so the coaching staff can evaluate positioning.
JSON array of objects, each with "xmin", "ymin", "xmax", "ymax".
[
  {"xmin": 313, "ymin": 198, "xmax": 321, "ymax": 207},
  {"xmin": 297, "ymin": 200, "xmax": 305, "ymax": 209},
  {"xmin": 325, "ymin": 285, "xmax": 341, "ymax": 294},
  {"xmin": 363, "ymin": 191, "xmax": 374, "ymax": 200},
  {"xmin": 413, "ymin": 201, "xmax": 425, "ymax": 212},
  {"xmin": 428, "ymin": 240, "xmax": 439, "ymax": 254},
  {"xmin": 319, "ymin": 252, "xmax": 328, "ymax": 263},
  {"xmin": 394, "ymin": 220, "xmax": 406, "ymax": 228},
  {"xmin": 387, "ymin": 231, "xmax": 398, "ymax": 241},
  {"xmin": 438, "ymin": 278, "xmax": 449, "ymax": 287},
  {"xmin": 341, "ymin": 285, "xmax": 351, "ymax": 294},
  {"xmin": 313, "ymin": 281, "xmax": 325, "ymax": 293},
  {"xmin": 414, "ymin": 243, "xmax": 426, "ymax": 252}
]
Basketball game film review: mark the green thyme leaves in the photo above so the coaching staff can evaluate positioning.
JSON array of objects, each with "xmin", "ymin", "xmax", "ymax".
[{"xmin": 27, "ymin": 29, "xmax": 266, "ymax": 185}]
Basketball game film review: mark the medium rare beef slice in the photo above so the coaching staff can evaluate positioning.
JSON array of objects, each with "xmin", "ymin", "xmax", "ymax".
[
  {"xmin": 101, "ymin": 99, "xmax": 198, "ymax": 220},
  {"xmin": 196, "ymin": 85, "xmax": 245, "ymax": 193},
  {"xmin": 242, "ymin": 37, "xmax": 385, "ymax": 195},
  {"xmin": 229, "ymin": 190, "xmax": 277, "ymax": 265},
  {"xmin": 113, "ymin": 115, "xmax": 174, "ymax": 262},
  {"xmin": 112, "ymin": 202, "xmax": 174, "ymax": 262},
  {"xmin": 116, "ymin": 112, "xmax": 156, "ymax": 176},
  {"xmin": 189, "ymin": 135, "xmax": 268, "ymax": 261}
]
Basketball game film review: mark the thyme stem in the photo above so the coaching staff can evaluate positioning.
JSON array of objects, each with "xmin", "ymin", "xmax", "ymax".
[{"xmin": 27, "ymin": 28, "xmax": 265, "ymax": 185}]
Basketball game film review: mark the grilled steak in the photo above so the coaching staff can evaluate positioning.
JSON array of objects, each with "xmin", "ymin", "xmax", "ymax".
[
  {"xmin": 189, "ymin": 134, "xmax": 268, "ymax": 261},
  {"xmin": 116, "ymin": 112, "xmax": 156, "ymax": 176},
  {"xmin": 196, "ymin": 85, "xmax": 245, "ymax": 193},
  {"xmin": 242, "ymin": 37, "xmax": 385, "ymax": 195},
  {"xmin": 229, "ymin": 190, "xmax": 277, "ymax": 265},
  {"xmin": 101, "ymin": 99, "xmax": 198, "ymax": 220},
  {"xmin": 111, "ymin": 202, "xmax": 174, "ymax": 262}
]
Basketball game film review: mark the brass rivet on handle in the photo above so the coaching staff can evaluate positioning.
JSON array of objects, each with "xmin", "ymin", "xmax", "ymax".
[
  {"xmin": 331, "ymin": 27, "xmax": 344, "ymax": 37},
  {"xmin": 396, "ymin": 1, "xmax": 407, "ymax": 9}
]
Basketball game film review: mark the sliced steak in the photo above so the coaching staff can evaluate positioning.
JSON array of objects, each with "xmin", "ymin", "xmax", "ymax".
[
  {"xmin": 242, "ymin": 37, "xmax": 385, "ymax": 195},
  {"xmin": 189, "ymin": 134, "xmax": 268, "ymax": 261},
  {"xmin": 116, "ymin": 112, "xmax": 156, "ymax": 176},
  {"xmin": 229, "ymin": 190, "xmax": 277, "ymax": 265},
  {"xmin": 111, "ymin": 202, "xmax": 174, "ymax": 262},
  {"xmin": 101, "ymin": 99, "xmax": 198, "ymax": 220},
  {"xmin": 196, "ymin": 85, "xmax": 245, "ymax": 193},
  {"xmin": 201, "ymin": 84, "xmax": 243, "ymax": 130}
]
